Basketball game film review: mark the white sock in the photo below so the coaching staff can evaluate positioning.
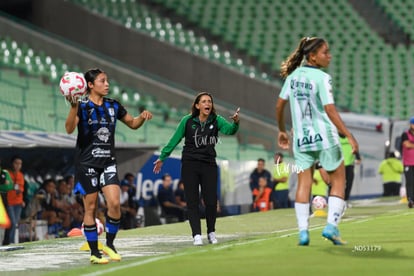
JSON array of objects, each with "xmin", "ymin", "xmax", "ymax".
[
  {"xmin": 295, "ymin": 202, "xmax": 310, "ymax": 231},
  {"xmin": 327, "ymin": 196, "xmax": 345, "ymax": 227}
]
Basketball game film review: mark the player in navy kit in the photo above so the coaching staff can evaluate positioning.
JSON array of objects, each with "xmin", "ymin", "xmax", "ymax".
[{"xmin": 65, "ymin": 68, "xmax": 152, "ymax": 264}]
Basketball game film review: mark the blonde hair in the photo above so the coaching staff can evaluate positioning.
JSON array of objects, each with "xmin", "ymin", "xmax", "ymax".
[{"xmin": 280, "ymin": 37, "xmax": 326, "ymax": 79}]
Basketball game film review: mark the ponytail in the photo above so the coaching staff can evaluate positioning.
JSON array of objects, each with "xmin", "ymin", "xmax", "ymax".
[{"xmin": 280, "ymin": 37, "xmax": 326, "ymax": 79}]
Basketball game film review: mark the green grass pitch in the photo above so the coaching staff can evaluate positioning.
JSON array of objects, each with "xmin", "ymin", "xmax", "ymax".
[{"xmin": 1, "ymin": 198, "xmax": 413, "ymax": 276}]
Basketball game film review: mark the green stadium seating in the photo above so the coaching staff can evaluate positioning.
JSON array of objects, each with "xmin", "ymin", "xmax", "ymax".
[
  {"xmin": 0, "ymin": 35, "xmax": 272, "ymax": 160},
  {"xmin": 68, "ymin": 0, "xmax": 272, "ymax": 83},
  {"xmin": 137, "ymin": 0, "xmax": 414, "ymax": 119}
]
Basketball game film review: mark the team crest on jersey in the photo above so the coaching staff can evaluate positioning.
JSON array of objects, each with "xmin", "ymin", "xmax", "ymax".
[
  {"xmin": 96, "ymin": 127, "xmax": 110, "ymax": 142},
  {"xmin": 91, "ymin": 177, "xmax": 98, "ymax": 187},
  {"xmin": 108, "ymin": 108, "xmax": 115, "ymax": 116}
]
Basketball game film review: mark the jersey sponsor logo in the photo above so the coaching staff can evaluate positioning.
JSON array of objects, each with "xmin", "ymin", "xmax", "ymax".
[
  {"xmin": 88, "ymin": 119, "xmax": 98, "ymax": 125},
  {"xmin": 290, "ymin": 79, "xmax": 313, "ymax": 90},
  {"xmin": 91, "ymin": 147, "xmax": 111, "ymax": 158},
  {"xmin": 96, "ymin": 127, "xmax": 110, "ymax": 142},
  {"xmin": 297, "ymin": 133, "xmax": 323, "ymax": 147},
  {"xmin": 193, "ymin": 128, "xmax": 220, "ymax": 148}
]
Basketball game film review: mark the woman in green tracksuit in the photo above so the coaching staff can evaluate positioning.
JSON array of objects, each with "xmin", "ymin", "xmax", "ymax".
[{"xmin": 153, "ymin": 92, "xmax": 240, "ymax": 246}]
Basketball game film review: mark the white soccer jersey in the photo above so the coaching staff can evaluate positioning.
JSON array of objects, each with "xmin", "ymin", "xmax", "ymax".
[{"xmin": 279, "ymin": 66, "xmax": 339, "ymax": 152}]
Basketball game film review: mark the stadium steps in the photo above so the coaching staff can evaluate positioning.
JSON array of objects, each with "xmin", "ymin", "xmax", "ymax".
[
  {"xmin": 142, "ymin": 0, "xmax": 414, "ymax": 120},
  {"xmin": 375, "ymin": 0, "xmax": 414, "ymax": 41},
  {"xmin": 68, "ymin": 0, "xmax": 272, "ymax": 83}
]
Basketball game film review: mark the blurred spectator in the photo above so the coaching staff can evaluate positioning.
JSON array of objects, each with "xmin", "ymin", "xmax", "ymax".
[
  {"xmin": 310, "ymin": 162, "xmax": 331, "ymax": 215},
  {"xmin": 401, "ymin": 117, "xmax": 414, "ymax": 208},
  {"xmin": 249, "ymin": 158, "xmax": 272, "ymax": 202},
  {"xmin": 157, "ymin": 174, "xmax": 185, "ymax": 223},
  {"xmin": 120, "ymin": 180, "xmax": 137, "ymax": 229},
  {"xmin": 0, "ymin": 158, "xmax": 13, "ymax": 192},
  {"xmin": 56, "ymin": 178, "xmax": 86, "ymax": 233},
  {"xmin": 378, "ymin": 152, "xmax": 404, "ymax": 196},
  {"xmin": 312, "ymin": 162, "xmax": 329, "ymax": 199},
  {"xmin": 339, "ymin": 133, "xmax": 361, "ymax": 207},
  {"xmin": 0, "ymin": 158, "xmax": 13, "ymax": 244},
  {"xmin": 272, "ymin": 152, "xmax": 290, "ymax": 209},
  {"xmin": 36, "ymin": 178, "xmax": 63, "ymax": 238},
  {"xmin": 175, "ymin": 179, "xmax": 186, "ymax": 208},
  {"xmin": 252, "ymin": 176, "xmax": 273, "ymax": 212},
  {"xmin": 59, "ymin": 175, "xmax": 84, "ymax": 229},
  {"xmin": 122, "ymin": 173, "xmax": 138, "ymax": 210},
  {"xmin": 6, "ymin": 156, "xmax": 25, "ymax": 244},
  {"xmin": 55, "ymin": 179, "xmax": 72, "ymax": 231},
  {"xmin": 64, "ymin": 175, "xmax": 76, "ymax": 203}
]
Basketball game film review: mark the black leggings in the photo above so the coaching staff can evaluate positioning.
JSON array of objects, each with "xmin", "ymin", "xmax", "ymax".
[
  {"xmin": 181, "ymin": 160, "xmax": 218, "ymax": 237},
  {"xmin": 383, "ymin": 182, "xmax": 401, "ymax": 196},
  {"xmin": 404, "ymin": 166, "xmax": 414, "ymax": 202},
  {"xmin": 344, "ymin": 165, "xmax": 355, "ymax": 201}
]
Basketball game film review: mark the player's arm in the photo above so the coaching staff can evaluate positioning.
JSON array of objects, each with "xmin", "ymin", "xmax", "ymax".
[
  {"xmin": 217, "ymin": 114, "xmax": 239, "ymax": 135},
  {"xmin": 65, "ymin": 102, "xmax": 79, "ymax": 134},
  {"xmin": 162, "ymin": 200, "xmax": 182, "ymax": 209},
  {"xmin": 121, "ymin": 110, "xmax": 153, "ymax": 129},
  {"xmin": 153, "ymin": 115, "xmax": 189, "ymax": 173},
  {"xmin": 276, "ymin": 97, "xmax": 290, "ymax": 149},
  {"xmin": 402, "ymin": 133, "xmax": 414, "ymax": 148}
]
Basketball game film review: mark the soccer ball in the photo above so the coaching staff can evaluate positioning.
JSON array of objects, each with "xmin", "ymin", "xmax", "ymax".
[
  {"xmin": 81, "ymin": 218, "xmax": 105, "ymax": 236},
  {"xmin": 312, "ymin": 196, "xmax": 327, "ymax": 209},
  {"xmin": 59, "ymin": 71, "xmax": 87, "ymax": 98}
]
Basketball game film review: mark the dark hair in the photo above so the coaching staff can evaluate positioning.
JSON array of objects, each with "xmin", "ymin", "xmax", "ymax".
[
  {"xmin": 257, "ymin": 158, "xmax": 265, "ymax": 163},
  {"xmin": 162, "ymin": 173, "xmax": 171, "ymax": 180},
  {"xmin": 64, "ymin": 175, "xmax": 74, "ymax": 182},
  {"xmin": 274, "ymin": 152, "xmax": 284, "ymax": 158},
  {"xmin": 387, "ymin": 152, "xmax": 396, "ymax": 158},
  {"xmin": 42, "ymin": 178, "xmax": 55, "ymax": 188},
  {"xmin": 191, "ymin": 92, "xmax": 216, "ymax": 117},
  {"xmin": 84, "ymin": 68, "xmax": 105, "ymax": 92},
  {"xmin": 124, "ymin": 172, "xmax": 134, "ymax": 179},
  {"xmin": 11, "ymin": 155, "xmax": 22, "ymax": 163},
  {"xmin": 280, "ymin": 37, "xmax": 327, "ymax": 79}
]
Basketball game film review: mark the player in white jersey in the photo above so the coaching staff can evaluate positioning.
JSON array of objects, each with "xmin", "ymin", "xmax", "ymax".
[{"xmin": 276, "ymin": 37, "xmax": 358, "ymax": 246}]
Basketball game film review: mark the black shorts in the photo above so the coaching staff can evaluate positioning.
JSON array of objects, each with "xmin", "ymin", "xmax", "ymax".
[{"xmin": 73, "ymin": 163, "xmax": 120, "ymax": 195}]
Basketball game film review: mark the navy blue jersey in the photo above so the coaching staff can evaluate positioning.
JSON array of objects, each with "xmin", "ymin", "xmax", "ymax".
[{"xmin": 75, "ymin": 97, "xmax": 127, "ymax": 168}]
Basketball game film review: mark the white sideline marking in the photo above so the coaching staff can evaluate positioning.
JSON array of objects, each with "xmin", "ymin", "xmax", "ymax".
[
  {"xmin": 82, "ymin": 224, "xmax": 331, "ymax": 276},
  {"xmin": 83, "ymin": 211, "xmax": 413, "ymax": 275}
]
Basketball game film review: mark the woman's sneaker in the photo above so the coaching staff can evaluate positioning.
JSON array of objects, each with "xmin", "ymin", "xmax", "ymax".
[
  {"xmin": 90, "ymin": 255, "xmax": 109, "ymax": 264},
  {"xmin": 298, "ymin": 230, "xmax": 309, "ymax": 246},
  {"xmin": 322, "ymin": 223, "xmax": 347, "ymax": 245},
  {"xmin": 102, "ymin": 245, "xmax": 121, "ymax": 261},
  {"xmin": 208, "ymin": 232, "xmax": 218, "ymax": 244},
  {"xmin": 193, "ymin": 234, "xmax": 203, "ymax": 246}
]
